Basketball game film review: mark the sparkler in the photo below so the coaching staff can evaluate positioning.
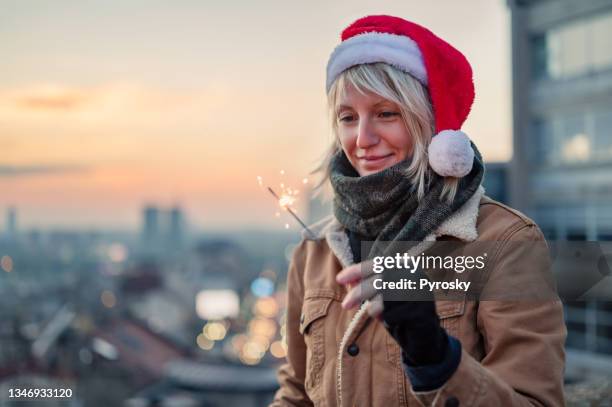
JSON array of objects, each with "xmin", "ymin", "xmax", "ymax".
[
  {"xmin": 258, "ymin": 173, "xmax": 315, "ymax": 239},
  {"xmin": 267, "ymin": 187, "xmax": 315, "ymax": 238}
]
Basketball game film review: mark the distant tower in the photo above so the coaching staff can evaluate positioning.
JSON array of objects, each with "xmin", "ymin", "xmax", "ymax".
[
  {"xmin": 6, "ymin": 207, "xmax": 17, "ymax": 240},
  {"xmin": 168, "ymin": 206, "xmax": 185, "ymax": 249},
  {"xmin": 142, "ymin": 205, "xmax": 160, "ymax": 246}
]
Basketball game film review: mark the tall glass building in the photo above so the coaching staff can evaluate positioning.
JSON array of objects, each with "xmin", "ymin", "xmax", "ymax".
[{"xmin": 508, "ymin": 0, "xmax": 612, "ymax": 363}]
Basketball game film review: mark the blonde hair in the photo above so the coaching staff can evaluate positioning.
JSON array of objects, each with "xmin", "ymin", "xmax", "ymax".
[{"xmin": 314, "ymin": 62, "xmax": 459, "ymax": 204}]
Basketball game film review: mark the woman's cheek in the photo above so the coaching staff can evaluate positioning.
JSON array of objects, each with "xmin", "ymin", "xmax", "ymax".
[
  {"xmin": 338, "ymin": 132, "xmax": 356, "ymax": 154},
  {"xmin": 389, "ymin": 127, "xmax": 413, "ymax": 157}
]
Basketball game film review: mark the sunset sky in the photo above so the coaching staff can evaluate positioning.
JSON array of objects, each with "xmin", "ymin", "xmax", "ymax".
[{"xmin": 1, "ymin": 0, "xmax": 511, "ymax": 231}]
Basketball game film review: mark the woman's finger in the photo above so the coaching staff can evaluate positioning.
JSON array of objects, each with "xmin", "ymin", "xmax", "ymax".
[
  {"xmin": 341, "ymin": 273, "xmax": 379, "ymax": 309},
  {"xmin": 336, "ymin": 263, "xmax": 361, "ymax": 285},
  {"xmin": 336, "ymin": 260, "xmax": 375, "ymax": 285},
  {"xmin": 341, "ymin": 283, "xmax": 361, "ymax": 309}
]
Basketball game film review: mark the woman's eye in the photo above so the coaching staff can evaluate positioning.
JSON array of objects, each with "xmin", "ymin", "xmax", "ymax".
[
  {"xmin": 339, "ymin": 115, "xmax": 354, "ymax": 122},
  {"xmin": 379, "ymin": 111, "xmax": 399, "ymax": 118}
]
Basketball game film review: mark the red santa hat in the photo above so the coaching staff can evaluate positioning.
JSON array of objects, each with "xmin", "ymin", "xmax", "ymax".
[{"xmin": 326, "ymin": 15, "xmax": 475, "ymax": 178}]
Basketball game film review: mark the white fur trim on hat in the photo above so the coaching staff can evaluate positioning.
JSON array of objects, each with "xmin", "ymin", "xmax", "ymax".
[
  {"xmin": 428, "ymin": 130, "xmax": 474, "ymax": 177},
  {"xmin": 326, "ymin": 32, "xmax": 427, "ymax": 92}
]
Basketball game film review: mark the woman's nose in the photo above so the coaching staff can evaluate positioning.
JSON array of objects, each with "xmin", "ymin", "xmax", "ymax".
[{"xmin": 356, "ymin": 119, "xmax": 379, "ymax": 149}]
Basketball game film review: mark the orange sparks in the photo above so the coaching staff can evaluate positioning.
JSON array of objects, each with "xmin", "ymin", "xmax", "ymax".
[{"xmin": 260, "ymin": 169, "xmax": 314, "ymax": 238}]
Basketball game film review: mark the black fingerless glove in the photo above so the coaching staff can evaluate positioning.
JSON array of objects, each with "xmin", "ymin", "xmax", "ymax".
[{"xmin": 382, "ymin": 299, "xmax": 449, "ymax": 366}]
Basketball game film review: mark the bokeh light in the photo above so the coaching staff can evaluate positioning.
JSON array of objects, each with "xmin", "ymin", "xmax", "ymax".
[
  {"xmin": 107, "ymin": 243, "xmax": 128, "ymax": 263},
  {"xmin": 270, "ymin": 340, "xmax": 286, "ymax": 358},
  {"xmin": 100, "ymin": 290, "xmax": 117, "ymax": 308},
  {"xmin": 196, "ymin": 289, "xmax": 240, "ymax": 320},
  {"xmin": 240, "ymin": 340, "xmax": 266, "ymax": 365},
  {"xmin": 203, "ymin": 321, "xmax": 227, "ymax": 341},
  {"xmin": 250, "ymin": 334, "xmax": 271, "ymax": 351},
  {"xmin": 1, "ymin": 255, "xmax": 13, "ymax": 272},
  {"xmin": 248, "ymin": 317, "xmax": 276, "ymax": 338},
  {"xmin": 250, "ymin": 277, "xmax": 274, "ymax": 298},
  {"xmin": 253, "ymin": 297, "xmax": 279, "ymax": 318},
  {"xmin": 196, "ymin": 333, "xmax": 214, "ymax": 350}
]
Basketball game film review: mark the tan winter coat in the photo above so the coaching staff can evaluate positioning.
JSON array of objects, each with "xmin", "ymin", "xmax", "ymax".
[{"xmin": 270, "ymin": 187, "xmax": 566, "ymax": 407}]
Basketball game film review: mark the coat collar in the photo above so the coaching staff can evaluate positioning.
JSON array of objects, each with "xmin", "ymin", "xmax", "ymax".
[{"xmin": 302, "ymin": 185, "xmax": 485, "ymax": 268}]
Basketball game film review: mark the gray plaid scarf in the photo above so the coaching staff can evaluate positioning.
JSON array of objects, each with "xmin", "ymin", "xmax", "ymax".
[{"xmin": 330, "ymin": 144, "xmax": 484, "ymax": 258}]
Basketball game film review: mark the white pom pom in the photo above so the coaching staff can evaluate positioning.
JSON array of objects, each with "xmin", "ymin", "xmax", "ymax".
[{"xmin": 428, "ymin": 130, "xmax": 474, "ymax": 177}]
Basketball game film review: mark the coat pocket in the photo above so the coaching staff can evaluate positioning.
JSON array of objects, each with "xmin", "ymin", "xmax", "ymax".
[
  {"xmin": 436, "ymin": 298, "xmax": 466, "ymax": 336},
  {"xmin": 299, "ymin": 292, "xmax": 334, "ymax": 392}
]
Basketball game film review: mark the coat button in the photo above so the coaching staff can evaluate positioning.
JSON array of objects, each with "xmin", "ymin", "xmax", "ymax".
[
  {"xmin": 347, "ymin": 343, "xmax": 359, "ymax": 356},
  {"xmin": 444, "ymin": 396, "xmax": 460, "ymax": 407}
]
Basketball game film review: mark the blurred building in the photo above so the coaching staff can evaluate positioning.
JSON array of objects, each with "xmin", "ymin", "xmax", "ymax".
[
  {"xmin": 482, "ymin": 162, "xmax": 509, "ymax": 204},
  {"xmin": 142, "ymin": 205, "xmax": 161, "ymax": 247},
  {"xmin": 5, "ymin": 206, "xmax": 17, "ymax": 240},
  {"xmin": 126, "ymin": 361, "xmax": 278, "ymax": 407},
  {"xmin": 141, "ymin": 205, "xmax": 187, "ymax": 252},
  {"xmin": 168, "ymin": 205, "xmax": 185, "ymax": 249},
  {"xmin": 508, "ymin": 0, "xmax": 612, "ymax": 369},
  {"xmin": 508, "ymin": 0, "xmax": 612, "ymax": 239}
]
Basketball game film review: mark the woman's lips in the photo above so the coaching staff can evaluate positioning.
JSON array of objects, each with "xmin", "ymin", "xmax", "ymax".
[
  {"xmin": 359, "ymin": 153, "xmax": 393, "ymax": 163},
  {"xmin": 358, "ymin": 153, "xmax": 394, "ymax": 170}
]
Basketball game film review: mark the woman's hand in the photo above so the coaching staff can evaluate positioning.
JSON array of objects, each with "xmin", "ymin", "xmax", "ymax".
[
  {"xmin": 337, "ymin": 261, "xmax": 450, "ymax": 366},
  {"xmin": 336, "ymin": 261, "xmax": 385, "ymax": 318}
]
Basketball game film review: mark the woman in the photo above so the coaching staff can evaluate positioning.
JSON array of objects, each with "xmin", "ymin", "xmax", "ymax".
[{"xmin": 271, "ymin": 15, "xmax": 566, "ymax": 407}]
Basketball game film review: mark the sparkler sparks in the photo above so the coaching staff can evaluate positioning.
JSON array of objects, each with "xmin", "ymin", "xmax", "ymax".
[
  {"xmin": 278, "ymin": 192, "xmax": 295, "ymax": 209},
  {"xmin": 257, "ymin": 173, "xmax": 315, "ymax": 238},
  {"xmin": 266, "ymin": 187, "xmax": 314, "ymax": 238}
]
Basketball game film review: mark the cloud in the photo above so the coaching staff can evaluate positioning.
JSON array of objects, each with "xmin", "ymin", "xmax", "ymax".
[
  {"xmin": 0, "ymin": 82, "xmax": 230, "ymax": 116},
  {"xmin": 15, "ymin": 89, "xmax": 91, "ymax": 111},
  {"xmin": 0, "ymin": 84, "xmax": 93, "ymax": 112},
  {"xmin": 0, "ymin": 164, "xmax": 90, "ymax": 177}
]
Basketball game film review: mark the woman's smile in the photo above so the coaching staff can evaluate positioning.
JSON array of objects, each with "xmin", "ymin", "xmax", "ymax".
[{"xmin": 358, "ymin": 153, "xmax": 394, "ymax": 169}]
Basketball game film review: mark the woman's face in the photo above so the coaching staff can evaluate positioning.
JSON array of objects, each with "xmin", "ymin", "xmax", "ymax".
[{"xmin": 336, "ymin": 84, "xmax": 413, "ymax": 176}]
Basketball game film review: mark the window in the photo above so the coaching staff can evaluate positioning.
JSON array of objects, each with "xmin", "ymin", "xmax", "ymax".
[
  {"xmin": 558, "ymin": 22, "xmax": 589, "ymax": 78},
  {"xmin": 566, "ymin": 230, "xmax": 587, "ymax": 241},
  {"xmin": 591, "ymin": 13, "xmax": 612, "ymax": 70},
  {"xmin": 530, "ymin": 108, "xmax": 612, "ymax": 166},
  {"xmin": 531, "ymin": 34, "xmax": 549, "ymax": 80},
  {"xmin": 530, "ymin": 118, "xmax": 555, "ymax": 165},
  {"xmin": 530, "ymin": 11, "xmax": 612, "ymax": 81},
  {"xmin": 565, "ymin": 301, "xmax": 612, "ymax": 355},
  {"xmin": 593, "ymin": 110, "xmax": 612, "ymax": 161},
  {"xmin": 561, "ymin": 115, "xmax": 590, "ymax": 163},
  {"xmin": 598, "ymin": 232, "xmax": 612, "ymax": 241}
]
